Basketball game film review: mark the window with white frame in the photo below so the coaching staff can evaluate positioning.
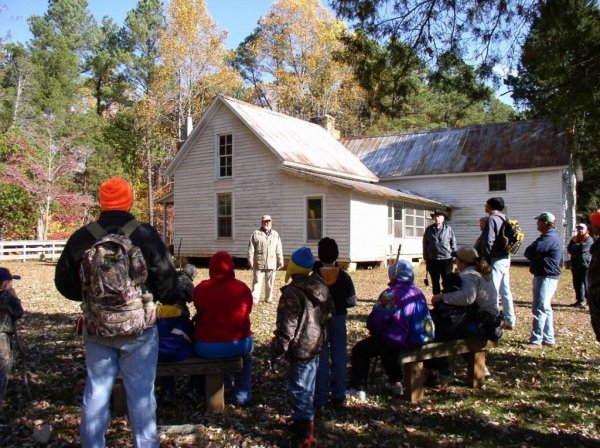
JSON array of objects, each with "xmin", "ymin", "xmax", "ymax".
[
  {"xmin": 306, "ymin": 197, "xmax": 323, "ymax": 241},
  {"xmin": 488, "ymin": 173, "xmax": 506, "ymax": 191},
  {"xmin": 217, "ymin": 193, "xmax": 232, "ymax": 238},
  {"xmin": 218, "ymin": 134, "xmax": 233, "ymax": 178},
  {"xmin": 404, "ymin": 206, "xmax": 428, "ymax": 237},
  {"xmin": 388, "ymin": 201, "xmax": 403, "ymax": 238}
]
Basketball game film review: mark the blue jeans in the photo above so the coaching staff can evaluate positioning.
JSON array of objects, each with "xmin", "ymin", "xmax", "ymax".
[
  {"xmin": 491, "ymin": 256, "xmax": 515, "ymax": 327},
  {"xmin": 572, "ymin": 266, "xmax": 589, "ymax": 304},
  {"xmin": 315, "ymin": 315, "xmax": 347, "ymax": 407},
  {"xmin": 193, "ymin": 337, "xmax": 253, "ymax": 406},
  {"xmin": 288, "ymin": 357, "xmax": 318, "ymax": 421},
  {"xmin": 81, "ymin": 327, "xmax": 159, "ymax": 448},
  {"xmin": 529, "ymin": 276, "xmax": 558, "ymax": 345}
]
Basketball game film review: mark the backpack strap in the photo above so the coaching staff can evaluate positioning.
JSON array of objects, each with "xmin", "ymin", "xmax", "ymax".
[
  {"xmin": 86, "ymin": 221, "xmax": 108, "ymax": 240},
  {"xmin": 85, "ymin": 220, "xmax": 142, "ymax": 240},
  {"xmin": 121, "ymin": 220, "xmax": 142, "ymax": 237}
]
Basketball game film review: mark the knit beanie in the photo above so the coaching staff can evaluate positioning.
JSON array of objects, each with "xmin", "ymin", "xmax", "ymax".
[
  {"xmin": 318, "ymin": 237, "xmax": 339, "ymax": 263},
  {"xmin": 486, "ymin": 197, "xmax": 505, "ymax": 212},
  {"xmin": 99, "ymin": 177, "xmax": 134, "ymax": 211},
  {"xmin": 388, "ymin": 259, "xmax": 414, "ymax": 284},
  {"xmin": 285, "ymin": 247, "xmax": 314, "ymax": 282},
  {"xmin": 590, "ymin": 210, "xmax": 600, "ymax": 227}
]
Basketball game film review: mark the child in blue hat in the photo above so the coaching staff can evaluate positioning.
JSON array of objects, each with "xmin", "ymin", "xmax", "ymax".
[{"xmin": 270, "ymin": 247, "xmax": 334, "ymax": 447}]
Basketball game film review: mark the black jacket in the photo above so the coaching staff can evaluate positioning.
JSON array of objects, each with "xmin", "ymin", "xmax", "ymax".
[{"xmin": 54, "ymin": 210, "xmax": 178, "ymax": 304}]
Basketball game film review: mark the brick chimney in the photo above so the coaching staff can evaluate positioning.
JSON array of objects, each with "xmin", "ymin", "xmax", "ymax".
[{"xmin": 310, "ymin": 114, "xmax": 340, "ymax": 139}]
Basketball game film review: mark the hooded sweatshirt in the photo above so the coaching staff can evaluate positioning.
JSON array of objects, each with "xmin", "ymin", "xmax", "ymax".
[
  {"xmin": 314, "ymin": 261, "xmax": 357, "ymax": 316},
  {"xmin": 367, "ymin": 260, "xmax": 434, "ymax": 350},
  {"xmin": 193, "ymin": 251, "xmax": 253, "ymax": 343}
]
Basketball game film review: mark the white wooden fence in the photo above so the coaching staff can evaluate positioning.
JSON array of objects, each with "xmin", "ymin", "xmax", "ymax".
[{"xmin": 0, "ymin": 240, "xmax": 66, "ymax": 261}]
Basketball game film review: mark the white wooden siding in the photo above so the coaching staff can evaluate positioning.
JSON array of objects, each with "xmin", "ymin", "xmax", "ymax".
[
  {"xmin": 382, "ymin": 169, "xmax": 568, "ymax": 261},
  {"xmin": 173, "ymin": 104, "xmax": 357, "ymax": 260}
]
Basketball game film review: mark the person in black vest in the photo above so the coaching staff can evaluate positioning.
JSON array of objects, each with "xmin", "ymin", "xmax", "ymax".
[
  {"xmin": 55, "ymin": 177, "xmax": 177, "ymax": 448},
  {"xmin": 567, "ymin": 223, "xmax": 592, "ymax": 308},
  {"xmin": 423, "ymin": 209, "xmax": 457, "ymax": 294}
]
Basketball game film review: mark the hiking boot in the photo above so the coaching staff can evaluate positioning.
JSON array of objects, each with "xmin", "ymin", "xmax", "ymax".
[
  {"xmin": 288, "ymin": 419, "xmax": 315, "ymax": 447},
  {"xmin": 346, "ymin": 388, "xmax": 367, "ymax": 401},
  {"xmin": 384, "ymin": 381, "xmax": 404, "ymax": 397},
  {"xmin": 501, "ymin": 321, "xmax": 514, "ymax": 330},
  {"xmin": 520, "ymin": 342, "xmax": 543, "ymax": 350}
]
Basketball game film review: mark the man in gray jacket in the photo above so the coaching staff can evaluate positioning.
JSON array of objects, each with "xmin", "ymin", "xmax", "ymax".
[
  {"xmin": 248, "ymin": 215, "xmax": 284, "ymax": 303},
  {"xmin": 423, "ymin": 209, "xmax": 457, "ymax": 294},
  {"xmin": 478, "ymin": 197, "xmax": 515, "ymax": 330}
]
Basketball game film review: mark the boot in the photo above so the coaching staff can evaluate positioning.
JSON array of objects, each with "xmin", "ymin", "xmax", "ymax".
[{"xmin": 288, "ymin": 419, "xmax": 315, "ymax": 447}]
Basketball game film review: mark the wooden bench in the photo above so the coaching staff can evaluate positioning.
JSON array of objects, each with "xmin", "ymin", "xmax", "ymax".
[
  {"xmin": 112, "ymin": 356, "xmax": 243, "ymax": 414},
  {"xmin": 399, "ymin": 338, "xmax": 496, "ymax": 403}
]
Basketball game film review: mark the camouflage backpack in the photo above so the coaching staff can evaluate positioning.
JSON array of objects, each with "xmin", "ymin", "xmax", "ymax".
[{"xmin": 79, "ymin": 220, "xmax": 156, "ymax": 338}]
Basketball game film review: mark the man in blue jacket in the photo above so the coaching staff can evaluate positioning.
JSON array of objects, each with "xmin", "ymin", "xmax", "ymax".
[{"xmin": 523, "ymin": 212, "xmax": 563, "ymax": 348}]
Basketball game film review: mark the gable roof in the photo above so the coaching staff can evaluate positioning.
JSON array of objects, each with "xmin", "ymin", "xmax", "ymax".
[
  {"xmin": 165, "ymin": 95, "xmax": 377, "ymax": 182},
  {"xmin": 341, "ymin": 120, "xmax": 571, "ymax": 178},
  {"xmin": 282, "ymin": 167, "xmax": 448, "ymax": 208}
]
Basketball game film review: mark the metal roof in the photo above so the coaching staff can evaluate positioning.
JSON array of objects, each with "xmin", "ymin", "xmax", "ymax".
[
  {"xmin": 342, "ymin": 120, "xmax": 571, "ymax": 178},
  {"xmin": 220, "ymin": 96, "xmax": 378, "ymax": 182},
  {"xmin": 282, "ymin": 167, "xmax": 448, "ymax": 208}
]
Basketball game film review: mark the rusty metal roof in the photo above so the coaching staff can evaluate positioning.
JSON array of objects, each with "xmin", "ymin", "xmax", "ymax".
[
  {"xmin": 221, "ymin": 96, "xmax": 378, "ymax": 182},
  {"xmin": 282, "ymin": 167, "xmax": 448, "ymax": 207},
  {"xmin": 342, "ymin": 120, "xmax": 571, "ymax": 178}
]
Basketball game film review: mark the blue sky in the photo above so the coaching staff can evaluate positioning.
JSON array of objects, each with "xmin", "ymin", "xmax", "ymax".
[
  {"xmin": 0, "ymin": 0, "xmax": 513, "ymax": 105},
  {"xmin": 0, "ymin": 0, "xmax": 277, "ymax": 49}
]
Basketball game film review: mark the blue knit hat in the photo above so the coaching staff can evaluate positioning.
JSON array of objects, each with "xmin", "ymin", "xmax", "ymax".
[
  {"xmin": 286, "ymin": 247, "xmax": 315, "ymax": 282},
  {"xmin": 388, "ymin": 259, "xmax": 414, "ymax": 284}
]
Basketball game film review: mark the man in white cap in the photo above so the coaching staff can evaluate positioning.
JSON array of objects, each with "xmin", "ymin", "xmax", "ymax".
[
  {"xmin": 247, "ymin": 215, "xmax": 284, "ymax": 303},
  {"xmin": 567, "ymin": 223, "xmax": 593, "ymax": 308}
]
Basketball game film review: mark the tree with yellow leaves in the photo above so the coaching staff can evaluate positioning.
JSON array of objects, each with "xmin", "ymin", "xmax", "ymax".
[
  {"xmin": 237, "ymin": 0, "xmax": 368, "ymax": 135},
  {"xmin": 160, "ymin": 0, "xmax": 242, "ymax": 143}
]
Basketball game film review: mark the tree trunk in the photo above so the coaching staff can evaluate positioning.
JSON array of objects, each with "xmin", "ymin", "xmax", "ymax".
[
  {"xmin": 9, "ymin": 72, "xmax": 25, "ymax": 130},
  {"xmin": 145, "ymin": 136, "xmax": 154, "ymax": 226}
]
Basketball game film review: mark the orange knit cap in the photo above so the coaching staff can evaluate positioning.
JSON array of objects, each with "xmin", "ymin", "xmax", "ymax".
[
  {"xmin": 99, "ymin": 177, "xmax": 134, "ymax": 211},
  {"xmin": 590, "ymin": 210, "xmax": 600, "ymax": 227}
]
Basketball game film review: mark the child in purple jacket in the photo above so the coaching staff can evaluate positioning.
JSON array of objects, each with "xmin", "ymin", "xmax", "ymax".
[{"xmin": 347, "ymin": 260, "xmax": 434, "ymax": 400}]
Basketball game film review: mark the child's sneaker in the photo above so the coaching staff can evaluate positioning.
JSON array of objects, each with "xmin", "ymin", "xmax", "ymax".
[
  {"xmin": 385, "ymin": 381, "xmax": 404, "ymax": 396},
  {"xmin": 346, "ymin": 388, "xmax": 367, "ymax": 401}
]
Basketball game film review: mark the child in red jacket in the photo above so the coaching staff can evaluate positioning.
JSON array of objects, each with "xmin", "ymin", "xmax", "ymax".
[{"xmin": 193, "ymin": 251, "xmax": 253, "ymax": 406}]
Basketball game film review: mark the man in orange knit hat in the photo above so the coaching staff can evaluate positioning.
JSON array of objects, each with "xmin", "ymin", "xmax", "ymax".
[
  {"xmin": 587, "ymin": 210, "xmax": 600, "ymax": 362},
  {"xmin": 55, "ymin": 177, "xmax": 178, "ymax": 448}
]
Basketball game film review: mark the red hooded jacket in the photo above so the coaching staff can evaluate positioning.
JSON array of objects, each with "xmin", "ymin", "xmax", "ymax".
[{"xmin": 193, "ymin": 251, "xmax": 253, "ymax": 342}]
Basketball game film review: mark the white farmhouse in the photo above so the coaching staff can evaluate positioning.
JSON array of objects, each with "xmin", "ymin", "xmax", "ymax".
[
  {"xmin": 342, "ymin": 120, "xmax": 575, "ymax": 261},
  {"xmin": 163, "ymin": 95, "xmax": 446, "ymax": 265}
]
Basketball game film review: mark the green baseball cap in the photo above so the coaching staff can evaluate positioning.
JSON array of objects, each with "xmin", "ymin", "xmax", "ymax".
[{"xmin": 534, "ymin": 212, "xmax": 555, "ymax": 224}]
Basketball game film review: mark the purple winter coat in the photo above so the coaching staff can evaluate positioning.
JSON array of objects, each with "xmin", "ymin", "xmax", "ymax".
[{"xmin": 366, "ymin": 281, "xmax": 434, "ymax": 350}]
